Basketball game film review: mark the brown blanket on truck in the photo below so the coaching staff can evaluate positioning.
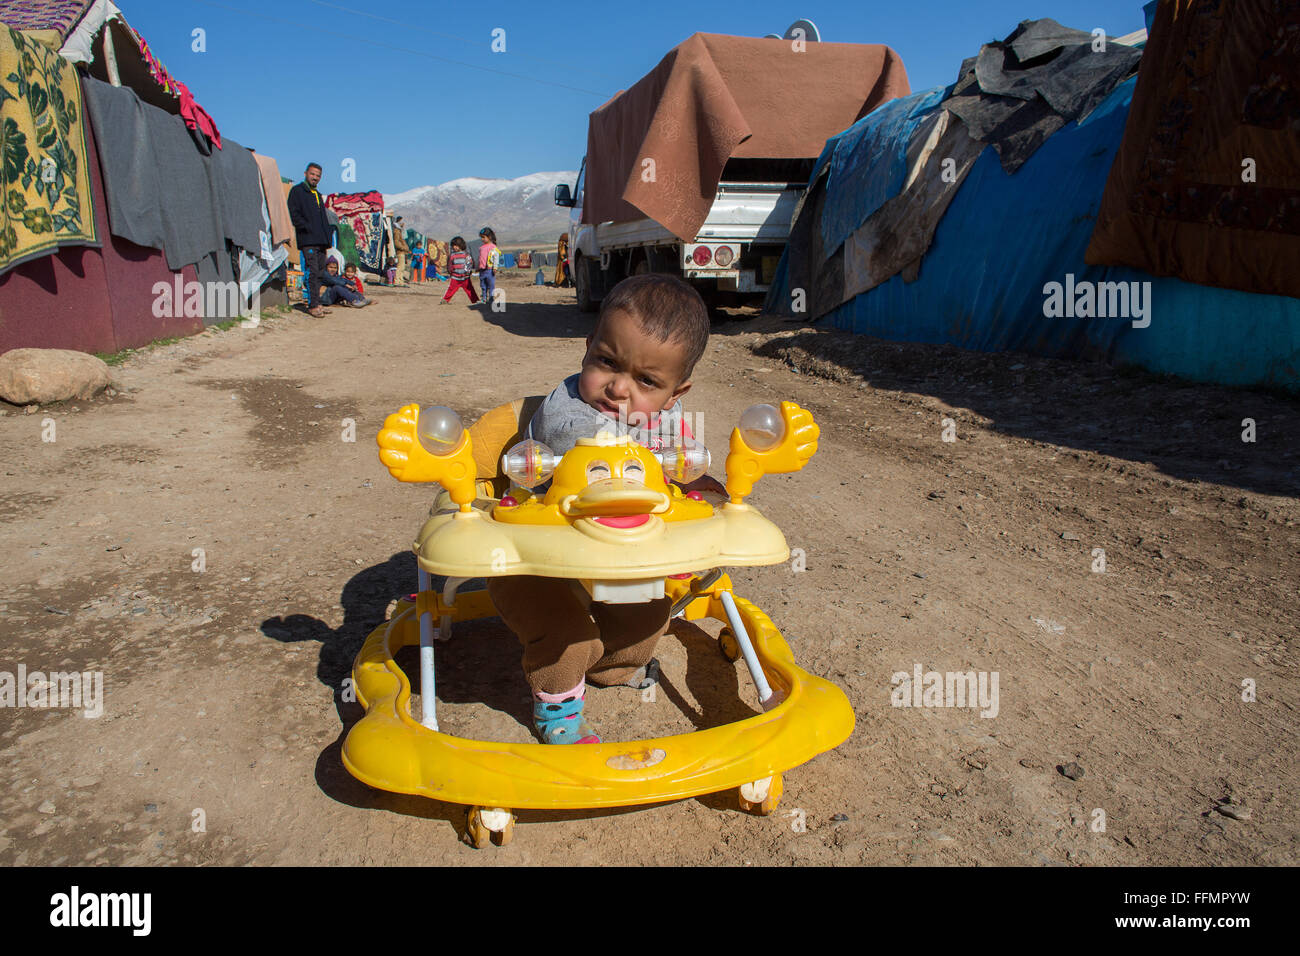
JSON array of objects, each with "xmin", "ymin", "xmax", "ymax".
[
  {"xmin": 583, "ymin": 33, "xmax": 910, "ymax": 241},
  {"xmin": 1085, "ymin": 0, "xmax": 1300, "ymax": 298}
]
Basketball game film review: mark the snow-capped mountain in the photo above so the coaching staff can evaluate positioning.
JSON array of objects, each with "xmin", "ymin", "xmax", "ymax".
[{"xmin": 384, "ymin": 171, "xmax": 578, "ymax": 246}]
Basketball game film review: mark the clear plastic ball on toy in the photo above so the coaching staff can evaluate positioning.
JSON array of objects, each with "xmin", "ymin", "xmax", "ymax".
[
  {"xmin": 502, "ymin": 439, "xmax": 561, "ymax": 488},
  {"xmin": 656, "ymin": 437, "xmax": 711, "ymax": 485},
  {"xmin": 417, "ymin": 406, "xmax": 465, "ymax": 456},
  {"xmin": 739, "ymin": 403, "xmax": 785, "ymax": 452}
]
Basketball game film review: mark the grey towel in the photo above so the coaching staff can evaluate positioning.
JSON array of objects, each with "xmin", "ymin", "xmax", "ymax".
[
  {"xmin": 527, "ymin": 373, "xmax": 686, "ymax": 455},
  {"xmin": 82, "ymin": 77, "xmax": 263, "ymax": 271}
]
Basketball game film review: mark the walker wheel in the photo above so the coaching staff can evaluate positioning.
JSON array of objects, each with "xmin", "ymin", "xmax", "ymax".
[
  {"xmin": 738, "ymin": 774, "xmax": 783, "ymax": 816},
  {"xmin": 465, "ymin": 806, "xmax": 516, "ymax": 848},
  {"xmin": 718, "ymin": 627, "xmax": 741, "ymax": 663}
]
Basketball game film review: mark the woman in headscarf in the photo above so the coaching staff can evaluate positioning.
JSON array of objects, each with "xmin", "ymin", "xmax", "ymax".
[{"xmin": 554, "ymin": 233, "xmax": 571, "ymax": 288}]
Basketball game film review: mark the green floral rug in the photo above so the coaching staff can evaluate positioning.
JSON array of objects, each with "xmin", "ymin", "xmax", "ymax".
[{"xmin": 0, "ymin": 26, "xmax": 97, "ymax": 274}]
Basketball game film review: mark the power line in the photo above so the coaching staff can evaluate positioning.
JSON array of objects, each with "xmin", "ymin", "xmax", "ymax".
[
  {"xmin": 186, "ymin": 0, "xmax": 611, "ymax": 97},
  {"xmin": 305, "ymin": 0, "xmax": 626, "ymax": 83}
]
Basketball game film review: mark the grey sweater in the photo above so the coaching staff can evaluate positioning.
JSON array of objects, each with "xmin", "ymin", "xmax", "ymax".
[{"xmin": 528, "ymin": 373, "xmax": 686, "ymax": 455}]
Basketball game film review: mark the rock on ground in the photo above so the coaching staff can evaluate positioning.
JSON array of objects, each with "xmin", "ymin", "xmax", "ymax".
[{"xmin": 0, "ymin": 348, "xmax": 115, "ymax": 405}]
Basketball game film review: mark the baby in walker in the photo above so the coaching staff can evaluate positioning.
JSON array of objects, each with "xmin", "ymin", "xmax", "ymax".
[{"xmin": 488, "ymin": 273, "xmax": 723, "ymax": 744}]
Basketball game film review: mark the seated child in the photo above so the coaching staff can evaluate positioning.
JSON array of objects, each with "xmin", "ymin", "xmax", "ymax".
[
  {"xmin": 321, "ymin": 259, "xmax": 372, "ymax": 308},
  {"xmin": 344, "ymin": 263, "xmax": 364, "ymax": 297},
  {"xmin": 487, "ymin": 273, "xmax": 723, "ymax": 745}
]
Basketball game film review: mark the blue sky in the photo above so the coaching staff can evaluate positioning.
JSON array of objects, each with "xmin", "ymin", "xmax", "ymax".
[{"xmin": 126, "ymin": 0, "xmax": 1149, "ymax": 194}]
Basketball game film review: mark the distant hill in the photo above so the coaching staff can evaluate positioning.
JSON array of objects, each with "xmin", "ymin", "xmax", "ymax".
[{"xmin": 385, "ymin": 171, "xmax": 578, "ymax": 247}]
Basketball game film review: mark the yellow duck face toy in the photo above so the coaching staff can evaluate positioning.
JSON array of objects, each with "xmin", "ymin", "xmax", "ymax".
[{"xmin": 545, "ymin": 434, "xmax": 670, "ymax": 516}]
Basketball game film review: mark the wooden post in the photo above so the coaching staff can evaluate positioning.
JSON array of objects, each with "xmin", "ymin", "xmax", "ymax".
[{"xmin": 102, "ymin": 25, "xmax": 121, "ymax": 87}]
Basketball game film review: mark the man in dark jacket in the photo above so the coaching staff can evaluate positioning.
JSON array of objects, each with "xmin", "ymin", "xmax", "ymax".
[{"xmin": 287, "ymin": 163, "xmax": 333, "ymax": 317}]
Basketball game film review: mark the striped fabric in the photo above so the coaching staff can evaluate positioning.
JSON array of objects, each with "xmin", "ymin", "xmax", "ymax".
[{"xmin": 0, "ymin": 0, "xmax": 93, "ymax": 38}]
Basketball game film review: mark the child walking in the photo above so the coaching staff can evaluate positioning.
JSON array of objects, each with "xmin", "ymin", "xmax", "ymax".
[
  {"xmin": 442, "ymin": 236, "xmax": 479, "ymax": 304},
  {"xmin": 477, "ymin": 227, "xmax": 499, "ymax": 304},
  {"xmin": 488, "ymin": 274, "xmax": 723, "ymax": 744}
]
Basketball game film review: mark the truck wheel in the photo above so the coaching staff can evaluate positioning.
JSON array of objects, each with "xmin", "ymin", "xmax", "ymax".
[{"xmin": 575, "ymin": 255, "xmax": 598, "ymax": 313}]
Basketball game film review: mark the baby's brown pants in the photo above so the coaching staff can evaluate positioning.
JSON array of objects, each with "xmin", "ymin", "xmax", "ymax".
[{"xmin": 487, "ymin": 575, "xmax": 670, "ymax": 696}]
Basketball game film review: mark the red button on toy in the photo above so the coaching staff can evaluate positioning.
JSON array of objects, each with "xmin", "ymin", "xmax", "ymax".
[
  {"xmin": 499, "ymin": 496, "xmax": 518, "ymax": 507},
  {"xmin": 686, "ymin": 491, "xmax": 705, "ymax": 500}
]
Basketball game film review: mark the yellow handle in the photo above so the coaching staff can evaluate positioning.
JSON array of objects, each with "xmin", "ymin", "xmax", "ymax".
[
  {"xmin": 376, "ymin": 403, "xmax": 477, "ymax": 511},
  {"xmin": 724, "ymin": 401, "xmax": 819, "ymax": 503}
]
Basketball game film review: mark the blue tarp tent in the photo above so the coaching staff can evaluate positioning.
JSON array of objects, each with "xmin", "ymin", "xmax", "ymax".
[{"xmin": 768, "ymin": 75, "xmax": 1300, "ymax": 393}]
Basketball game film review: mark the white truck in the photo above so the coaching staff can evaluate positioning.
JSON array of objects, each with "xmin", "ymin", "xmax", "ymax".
[{"xmin": 553, "ymin": 158, "xmax": 805, "ymax": 312}]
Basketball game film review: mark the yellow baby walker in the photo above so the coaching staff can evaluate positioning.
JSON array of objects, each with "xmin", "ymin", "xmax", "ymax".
[{"xmin": 342, "ymin": 397, "xmax": 854, "ymax": 847}]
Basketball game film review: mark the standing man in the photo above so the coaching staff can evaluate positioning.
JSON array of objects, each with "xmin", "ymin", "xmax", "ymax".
[
  {"xmin": 287, "ymin": 163, "xmax": 333, "ymax": 317},
  {"xmin": 393, "ymin": 216, "xmax": 411, "ymax": 286}
]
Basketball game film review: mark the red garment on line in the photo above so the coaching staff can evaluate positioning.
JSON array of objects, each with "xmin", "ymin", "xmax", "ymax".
[{"xmin": 136, "ymin": 36, "xmax": 223, "ymax": 149}]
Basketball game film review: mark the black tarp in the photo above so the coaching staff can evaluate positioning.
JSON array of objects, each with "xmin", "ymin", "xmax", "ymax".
[{"xmin": 942, "ymin": 18, "xmax": 1141, "ymax": 173}]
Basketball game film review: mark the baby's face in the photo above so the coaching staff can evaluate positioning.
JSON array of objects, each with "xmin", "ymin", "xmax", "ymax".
[
  {"xmin": 326, "ymin": 262, "xmax": 339, "ymax": 275},
  {"xmin": 578, "ymin": 308, "xmax": 691, "ymax": 426}
]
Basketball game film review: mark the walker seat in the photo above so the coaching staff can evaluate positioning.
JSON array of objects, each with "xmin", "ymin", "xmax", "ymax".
[{"xmin": 341, "ymin": 397, "xmax": 854, "ymax": 847}]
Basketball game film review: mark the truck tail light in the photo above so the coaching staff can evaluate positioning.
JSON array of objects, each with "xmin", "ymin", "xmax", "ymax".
[
  {"xmin": 691, "ymin": 246, "xmax": 712, "ymax": 266},
  {"xmin": 714, "ymin": 245, "xmax": 734, "ymax": 267}
]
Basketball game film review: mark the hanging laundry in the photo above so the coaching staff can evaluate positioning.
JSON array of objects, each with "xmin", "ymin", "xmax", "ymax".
[
  {"xmin": 427, "ymin": 239, "xmax": 449, "ymax": 277},
  {"xmin": 82, "ymin": 76, "xmax": 261, "ymax": 275},
  {"xmin": 0, "ymin": 25, "xmax": 99, "ymax": 275},
  {"xmin": 134, "ymin": 33, "xmax": 222, "ymax": 149},
  {"xmin": 250, "ymin": 152, "xmax": 293, "ymax": 247},
  {"xmin": 324, "ymin": 191, "xmax": 386, "ymax": 273}
]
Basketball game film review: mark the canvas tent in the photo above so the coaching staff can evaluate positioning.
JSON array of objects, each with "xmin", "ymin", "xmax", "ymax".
[
  {"xmin": 0, "ymin": 44, "xmax": 202, "ymax": 353},
  {"xmin": 766, "ymin": 11, "xmax": 1299, "ymax": 393},
  {"xmin": 0, "ymin": 0, "xmax": 292, "ymax": 351}
]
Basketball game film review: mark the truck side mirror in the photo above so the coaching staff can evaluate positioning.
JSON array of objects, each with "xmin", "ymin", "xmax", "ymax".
[{"xmin": 554, "ymin": 184, "xmax": 574, "ymax": 207}]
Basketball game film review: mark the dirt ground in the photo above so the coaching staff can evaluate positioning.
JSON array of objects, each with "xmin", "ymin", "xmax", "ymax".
[{"xmin": 1, "ymin": 270, "xmax": 1296, "ymax": 866}]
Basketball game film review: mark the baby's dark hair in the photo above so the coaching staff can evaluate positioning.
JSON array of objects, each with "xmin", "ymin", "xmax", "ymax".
[
  {"xmin": 451, "ymin": 236, "xmax": 466, "ymax": 250},
  {"xmin": 344, "ymin": 262, "xmax": 357, "ymax": 272},
  {"xmin": 598, "ymin": 274, "xmax": 710, "ymax": 378}
]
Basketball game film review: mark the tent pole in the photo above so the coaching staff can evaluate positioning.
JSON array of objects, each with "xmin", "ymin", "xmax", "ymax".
[{"xmin": 102, "ymin": 25, "xmax": 121, "ymax": 87}]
